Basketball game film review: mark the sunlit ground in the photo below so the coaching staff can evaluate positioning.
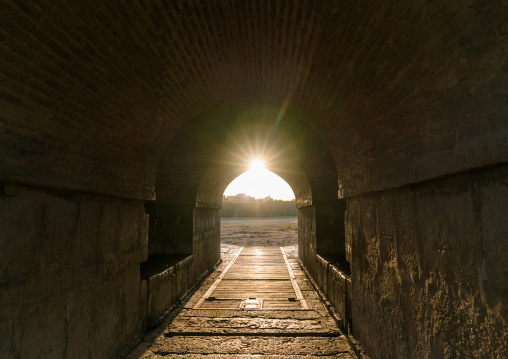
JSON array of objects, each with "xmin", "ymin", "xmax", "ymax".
[
  {"xmin": 221, "ymin": 160, "xmax": 298, "ymax": 258},
  {"xmin": 220, "ymin": 216, "xmax": 298, "ymax": 259}
]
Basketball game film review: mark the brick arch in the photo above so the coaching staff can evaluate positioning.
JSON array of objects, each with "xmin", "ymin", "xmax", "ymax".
[
  {"xmin": 154, "ymin": 97, "xmax": 338, "ymax": 206},
  {"xmin": 3, "ymin": 1, "xmax": 508, "ymax": 357},
  {"xmin": 146, "ymin": 98, "xmax": 346, "ymax": 299},
  {"xmin": 195, "ymin": 155, "xmax": 312, "ymax": 209}
]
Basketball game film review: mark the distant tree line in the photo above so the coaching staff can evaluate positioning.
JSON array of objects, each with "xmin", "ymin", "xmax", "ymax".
[{"xmin": 221, "ymin": 199, "xmax": 297, "ymax": 217}]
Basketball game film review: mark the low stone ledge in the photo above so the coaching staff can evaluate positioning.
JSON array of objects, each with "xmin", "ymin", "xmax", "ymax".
[
  {"xmin": 141, "ymin": 254, "xmax": 194, "ymax": 328},
  {"xmin": 315, "ymin": 254, "xmax": 352, "ymax": 334},
  {"xmin": 140, "ymin": 254, "xmax": 192, "ymax": 281}
]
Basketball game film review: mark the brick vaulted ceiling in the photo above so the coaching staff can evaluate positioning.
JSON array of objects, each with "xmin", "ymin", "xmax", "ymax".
[{"xmin": 1, "ymin": 1, "xmax": 507, "ymax": 199}]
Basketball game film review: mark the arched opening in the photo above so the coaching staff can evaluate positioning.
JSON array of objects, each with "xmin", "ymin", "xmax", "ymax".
[
  {"xmin": 220, "ymin": 162, "xmax": 298, "ymax": 262},
  {"xmin": 140, "ymin": 99, "xmax": 349, "ymax": 328},
  {"xmin": 2, "ymin": 1, "xmax": 507, "ymax": 356},
  {"xmin": 223, "ymin": 159, "xmax": 295, "ymax": 203}
]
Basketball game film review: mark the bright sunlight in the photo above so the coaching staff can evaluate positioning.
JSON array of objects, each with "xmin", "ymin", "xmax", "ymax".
[
  {"xmin": 223, "ymin": 160, "xmax": 295, "ymax": 200},
  {"xmin": 250, "ymin": 159, "xmax": 265, "ymax": 171}
]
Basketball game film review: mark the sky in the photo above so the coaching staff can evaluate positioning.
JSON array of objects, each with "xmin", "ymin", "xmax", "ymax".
[{"xmin": 223, "ymin": 160, "xmax": 295, "ymax": 201}]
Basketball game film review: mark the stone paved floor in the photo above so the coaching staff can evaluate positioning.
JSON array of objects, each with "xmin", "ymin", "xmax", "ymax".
[{"xmin": 127, "ymin": 242, "xmax": 355, "ymax": 358}]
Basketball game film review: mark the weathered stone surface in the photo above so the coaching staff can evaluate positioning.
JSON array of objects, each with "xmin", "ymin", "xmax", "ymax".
[
  {"xmin": 192, "ymin": 208, "xmax": 221, "ymax": 280},
  {"xmin": 149, "ymin": 336, "xmax": 352, "ymax": 356},
  {"xmin": 1, "ymin": 1, "xmax": 507, "ymax": 199},
  {"xmin": 0, "ymin": 185, "xmax": 148, "ymax": 358},
  {"xmin": 15, "ymin": 294, "xmax": 67, "ymax": 359},
  {"xmin": 1, "ymin": 0, "xmax": 508, "ymax": 357},
  {"xmin": 142, "ymin": 207, "xmax": 221, "ymax": 326},
  {"xmin": 298, "ymin": 205, "xmax": 316, "ymax": 267},
  {"xmin": 327, "ymin": 265, "xmax": 349, "ymax": 329},
  {"xmin": 168, "ymin": 316, "xmax": 338, "ymax": 335},
  {"xmin": 137, "ymin": 355, "xmax": 353, "ymax": 359},
  {"xmin": 347, "ymin": 165, "xmax": 508, "ymax": 358},
  {"xmin": 0, "ymin": 284, "xmax": 21, "ymax": 357},
  {"xmin": 65, "ymin": 286, "xmax": 94, "ymax": 358},
  {"xmin": 125, "ymin": 245, "xmax": 353, "ymax": 358}
]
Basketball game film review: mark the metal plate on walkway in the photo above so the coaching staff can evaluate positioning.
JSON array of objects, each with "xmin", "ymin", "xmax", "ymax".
[{"xmin": 193, "ymin": 247, "xmax": 308, "ymax": 310}]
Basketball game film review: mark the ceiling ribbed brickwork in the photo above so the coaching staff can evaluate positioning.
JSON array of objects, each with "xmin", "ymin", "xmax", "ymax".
[
  {"xmin": 155, "ymin": 101, "xmax": 337, "ymax": 207},
  {"xmin": 1, "ymin": 0, "xmax": 507, "ymax": 199}
]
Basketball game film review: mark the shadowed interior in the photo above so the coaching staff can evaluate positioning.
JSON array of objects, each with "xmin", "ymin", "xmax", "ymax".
[{"xmin": 1, "ymin": 1, "xmax": 507, "ymax": 358}]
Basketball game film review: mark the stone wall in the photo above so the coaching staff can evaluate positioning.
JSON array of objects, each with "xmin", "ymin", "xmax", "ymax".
[
  {"xmin": 298, "ymin": 205, "xmax": 316, "ymax": 274},
  {"xmin": 140, "ymin": 206, "xmax": 221, "ymax": 330},
  {"xmin": 0, "ymin": 183, "xmax": 223, "ymax": 358},
  {"xmin": 144, "ymin": 255, "xmax": 193, "ymax": 328},
  {"xmin": 346, "ymin": 164, "xmax": 508, "ymax": 358},
  {"xmin": 0, "ymin": 184, "xmax": 148, "ymax": 358},
  {"xmin": 1, "ymin": 1, "xmax": 507, "ymax": 357},
  {"xmin": 298, "ymin": 201, "xmax": 351, "ymax": 330},
  {"xmin": 300, "ymin": 164, "xmax": 508, "ymax": 357},
  {"xmin": 192, "ymin": 207, "xmax": 221, "ymax": 281},
  {"xmin": 326, "ymin": 264, "xmax": 352, "ymax": 332}
]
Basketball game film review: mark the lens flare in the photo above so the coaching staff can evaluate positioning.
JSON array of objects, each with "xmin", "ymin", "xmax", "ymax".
[
  {"xmin": 250, "ymin": 159, "xmax": 265, "ymax": 170},
  {"xmin": 224, "ymin": 164, "xmax": 295, "ymax": 200}
]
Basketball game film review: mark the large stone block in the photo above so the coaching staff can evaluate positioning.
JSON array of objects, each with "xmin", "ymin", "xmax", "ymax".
[
  {"xmin": 327, "ymin": 264, "xmax": 347, "ymax": 327},
  {"xmin": 40, "ymin": 196, "xmax": 79, "ymax": 266},
  {"xmin": 89, "ymin": 277, "xmax": 122, "ymax": 358},
  {"xmin": 99, "ymin": 201, "xmax": 121, "ymax": 256},
  {"xmin": 478, "ymin": 178, "xmax": 508, "ymax": 320},
  {"xmin": 0, "ymin": 186, "xmax": 41, "ymax": 287},
  {"xmin": 15, "ymin": 294, "xmax": 67, "ymax": 359},
  {"xmin": 349, "ymin": 166, "xmax": 508, "ymax": 358},
  {"xmin": 65, "ymin": 286, "xmax": 94, "ymax": 358},
  {"xmin": 139, "ymin": 279, "xmax": 148, "ymax": 328},
  {"xmin": 0, "ymin": 284, "xmax": 22, "ymax": 358},
  {"xmin": 192, "ymin": 207, "xmax": 220, "ymax": 278},
  {"xmin": 118, "ymin": 266, "xmax": 144, "ymax": 339},
  {"xmin": 0, "ymin": 185, "xmax": 150, "ymax": 358},
  {"xmin": 119, "ymin": 203, "xmax": 144, "ymax": 253},
  {"xmin": 76, "ymin": 198, "xmax": 102, "ymax": 265},
  {"xmin": 147, "ymin": 267, "xmax": 176, "ymax": 322},
  {"xmin": 298, "ymin": 205, "xmax": 316, "ymax": 267}
]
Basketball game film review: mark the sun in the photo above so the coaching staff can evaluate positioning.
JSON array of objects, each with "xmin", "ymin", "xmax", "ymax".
[
  {"xmin": 250, "ymin": 159, "xmax": 265, "ymax": 170},
  {"xmin": 224, "ymin": 159, "xmax": 295, "ymax": 200}
]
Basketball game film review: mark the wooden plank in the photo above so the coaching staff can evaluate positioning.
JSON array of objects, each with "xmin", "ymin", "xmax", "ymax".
[
  {"xmin": 281, "ymin": 247, "xmax": 308, "ymax": 310},
  {"xmin": 223, "ymin": 276, "xmax": 289, "ymax": 280},
  {"xmin": 224, "ymin": 266, "xmax": 288, "ymax": 279},
  {"xmin": 193, "ymin": 247, "xmax": 244, "ymax": 309},
  {"xmin": 237, "ymin": 257, "xmax": 283, "ymax": 261},
  {"xmin": 225, "ymin": 272, "xmax": 288, "ymax": 277},
  {"xmin": 216, "ymin": 281, "xmax": 294, "ymax": 292},
  {"xmin": 241, "ymin": 247, "xmax": 281, "ymax": 255},
  {"xmin": 195, "ymin": 246, "xmax": 308, "ymax": 310},
  {"xmin": 226, "ymin": 268, "xmax": 287, "ymax": 275},
  {"xmin": 217, "ymin": 279, "xmax": 294, "ymax": 285},
  {"xmin": 233, "ymin": 261, "xmax": 285, "ymax": 266},
  {"xmin": 263, "ymin": 300, "xmax": 303, "ymax": 310},
  {"xmin": 227, "ymin": 266, "xmax": 287, "ymax": 272},
  {"xmin": 200, "ymin": 299, "xmax": 241, "ymax": 309},
  {"xmin": 209, "ymin": 291, "xmax": 297, "ymax": 299}
]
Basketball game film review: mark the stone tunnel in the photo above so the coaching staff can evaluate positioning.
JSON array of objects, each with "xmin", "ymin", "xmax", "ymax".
[{"xmin": 1, "ymin": 1, "xmax": 507, "ymax": 358}]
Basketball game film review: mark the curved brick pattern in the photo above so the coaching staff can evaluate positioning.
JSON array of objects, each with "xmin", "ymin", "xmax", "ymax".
[
  {"xmin": 3, "ymin": 1, "xmax": 506, "ymax": 198},
  {"xmin": 155, "ymin": 100, "xmax": 337, "ymax": 209},
  {"xmin": 1, "ymin": 1, "xmax": 507, "ymax": 358}
]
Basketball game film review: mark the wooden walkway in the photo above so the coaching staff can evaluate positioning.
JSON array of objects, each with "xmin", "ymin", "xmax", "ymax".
[
  {"xmin": 193, "ymin": 247, "xmax": 308, "ymax": 310},
  {"xmin": 127, "ymin": 246, "xmax": 354, "ymax": 358}
]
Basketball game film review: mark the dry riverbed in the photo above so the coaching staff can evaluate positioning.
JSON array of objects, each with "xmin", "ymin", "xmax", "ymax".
[{"xmin": 220, "ymin": 216, "xmax": 298, "ymax": 258}]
